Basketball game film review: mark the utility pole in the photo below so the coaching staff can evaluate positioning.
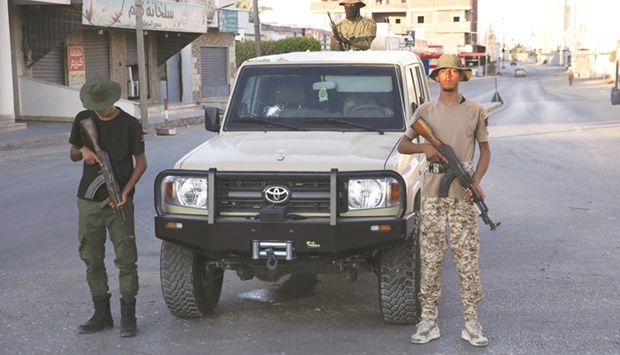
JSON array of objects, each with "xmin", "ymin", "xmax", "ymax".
[
  {"xmin": 253, "ymin": 0, "xmax": 261, "ymax": 56},
  {"xmin": 135, "ymin": 0, "xmax": 150, "ymax": 133}
]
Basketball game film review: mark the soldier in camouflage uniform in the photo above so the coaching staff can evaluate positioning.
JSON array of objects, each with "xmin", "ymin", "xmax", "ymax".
[
  {"xmin": 330, "ymin": 0, "xmax": 376, "ymax": 51},
  {"xmin": 397, "ymin": 54, "xmax": 492, "ymax": 347}
]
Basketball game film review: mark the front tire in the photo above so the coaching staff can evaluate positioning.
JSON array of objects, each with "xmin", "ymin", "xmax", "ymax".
[
  {"xmin": 377, "ymin": 211, "xmax": 421, "ymax": 324},
  {"xmin": 160, "ymin": 241, "xmax": 224, "ymax": 318}
]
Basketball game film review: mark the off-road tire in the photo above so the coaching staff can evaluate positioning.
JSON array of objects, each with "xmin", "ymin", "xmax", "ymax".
[
  {"xmin": 377, "ymin": 211, "xmax": 421, "ymax": 324},
  {"xmin": 160, "ymin": 241, "xmax": 224, "ymax": 318}
]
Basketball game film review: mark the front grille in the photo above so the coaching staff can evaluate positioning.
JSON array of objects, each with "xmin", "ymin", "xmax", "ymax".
[{"xmin": 216, "ymin": 175, "xmax": 337, "ymax": 214}]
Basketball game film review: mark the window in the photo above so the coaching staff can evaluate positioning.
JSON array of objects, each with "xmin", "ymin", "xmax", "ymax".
[
  {"xmin": 226, "ymin": 64, "xmax": 405, "ymax": 132},
  {"xmin": 453, "ymin": 16, "xmax": 460, "ymax": 22},
  {"xmin": 417, "ymin": 16, "xmax": 424, "ymax": 24}
]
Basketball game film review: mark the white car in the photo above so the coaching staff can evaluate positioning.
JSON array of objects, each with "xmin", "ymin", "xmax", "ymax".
[
  {"xmin": 155, "ymin": 47, "xmax": 432, "ymax": 324},
  {"xmin": 514, "ymin": 67, "xmax": 526, "ymax": 77}
]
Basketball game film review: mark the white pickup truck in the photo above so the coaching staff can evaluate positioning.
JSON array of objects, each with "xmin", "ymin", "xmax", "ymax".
[{"xmin": 154, "ymin": 49, "xmax": 431, "ymax": 324}]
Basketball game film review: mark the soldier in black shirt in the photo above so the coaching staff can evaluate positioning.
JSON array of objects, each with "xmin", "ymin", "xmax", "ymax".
[{"xmin": 69, "ymin": 74, "xmax": 147, "ymax": 337}]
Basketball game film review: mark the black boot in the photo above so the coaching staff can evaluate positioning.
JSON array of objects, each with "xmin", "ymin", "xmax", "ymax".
[
  {"xmin": 78, "ymin": 293, "xmax": 113, "ymax": 334},
  {"xmin": 120, "ymin": 297, "xmax": 137, "ymax": 337}
]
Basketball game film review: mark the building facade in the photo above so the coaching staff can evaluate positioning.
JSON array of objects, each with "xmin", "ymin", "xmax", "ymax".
[
  {"xmin": 311, "ymin": 0, "xmax": 478, "ymax": 52},
  {"xmin": 1, "ymin": 0, "xmax": 239, "ymax": 127}
]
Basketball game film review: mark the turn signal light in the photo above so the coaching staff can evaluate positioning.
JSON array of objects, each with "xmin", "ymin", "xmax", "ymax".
[
  {"xmin": 370, "ymin": 225, "xmax": 391, "ymax": 232},
  {"xmin": 166, "ymin": 222, "xmax": 183, "ymax": 229}
]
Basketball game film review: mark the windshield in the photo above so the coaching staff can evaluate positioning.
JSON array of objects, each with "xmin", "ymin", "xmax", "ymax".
[{"xmin": 224, "ymin": 64, "xmax": 406, "ymax": 132}]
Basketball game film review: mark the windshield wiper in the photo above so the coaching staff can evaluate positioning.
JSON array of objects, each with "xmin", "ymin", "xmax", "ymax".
[
  {"xmin": 305, "ymin": 118, "xmax": 384, "ymax": 135},
  {"xmin": 233, "ymin": 118, "xmax": 303, "ymax": 131}
]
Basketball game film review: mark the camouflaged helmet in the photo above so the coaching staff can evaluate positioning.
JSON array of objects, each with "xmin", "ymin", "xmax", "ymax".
[{"xmin": 339, "ymin": 0, "xmax": 366, "ymax": 7}]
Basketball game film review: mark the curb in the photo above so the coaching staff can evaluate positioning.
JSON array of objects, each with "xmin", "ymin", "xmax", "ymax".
[{"xmin": 0, "ymin": 132, "xmax": 70, "ymax": 152}]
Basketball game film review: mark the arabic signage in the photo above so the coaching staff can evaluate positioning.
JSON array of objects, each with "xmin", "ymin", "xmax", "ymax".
[
  {"xmin": 67, "ymin": 46, "xmax": 86, "ymax": 88},
  {"xmin": 218, "ymin": 9, "xmax": 238, "ymax": 34},
  {"xmin": 82, "ymin": 0, "xmax": 209, "ymax": 33}
]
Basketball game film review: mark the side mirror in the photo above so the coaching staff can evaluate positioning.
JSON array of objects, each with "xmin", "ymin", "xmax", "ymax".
[{"xmin": 204, "ymin": 106, "xmax": 221, "ymax": 132}]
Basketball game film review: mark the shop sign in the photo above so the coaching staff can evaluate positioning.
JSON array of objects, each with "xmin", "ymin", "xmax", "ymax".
[
  {"xmin": 67, "ymin": 46, "xmax": 86, "ymax": 88},
  {"xmin": 82, "ymin": 0, "xmax": 210, "ymax": 33},
  {"xmin": 218, "ymin": 9, "xmax": 238, "ymax": 34}
]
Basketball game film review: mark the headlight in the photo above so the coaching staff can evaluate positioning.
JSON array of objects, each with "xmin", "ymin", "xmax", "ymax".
[
  {"xmin": 348, "ymin": 178, "xmax": 400, "ymax": 210},
  {"xmin": 162, "ymin": 176, "xmax": 208, "ymax": 209}
]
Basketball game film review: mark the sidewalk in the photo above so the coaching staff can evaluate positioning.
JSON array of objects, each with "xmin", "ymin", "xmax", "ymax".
[
  {"xmin": 537, "ymin": 65, "xmax": 616, "ymax": 104},
  {"xmin": 0, "ymin": 99, "xmax": 227, "ymax": 152}
]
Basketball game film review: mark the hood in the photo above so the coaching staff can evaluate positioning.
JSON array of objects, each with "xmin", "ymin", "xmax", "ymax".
[{"xmin": 176, "ymin": 131, "xmax": 402, "ymax": 172}]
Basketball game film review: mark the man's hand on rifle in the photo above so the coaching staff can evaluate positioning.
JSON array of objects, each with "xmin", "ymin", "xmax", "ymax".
[
  {"xmin": 464, "ymin": 181, "xmax": 486, "ymax": 205},
  {"xmin": 118, "ymin": 189, "xmax": 131, "ymax": 209},
  {"xmin": 80, "ymin": 146, "xmax": 102, "ymax": 166},
  {"xmin": 331, "ymin": 31, "xmax": 350, "ymax": 45},
  {"xmin": 423, "ymin": 144, "xmax": 447, "ymax": 164}
]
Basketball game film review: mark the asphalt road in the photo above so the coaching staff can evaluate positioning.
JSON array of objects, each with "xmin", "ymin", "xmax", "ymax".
[{"xmin": 1, "ymin": 64, "xmax": 620, "ymax": 355}]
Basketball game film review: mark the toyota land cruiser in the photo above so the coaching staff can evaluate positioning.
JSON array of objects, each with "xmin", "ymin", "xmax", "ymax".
[{"xmin": 154, "ymin": 49, "xmax": 431, "ymax": 324}]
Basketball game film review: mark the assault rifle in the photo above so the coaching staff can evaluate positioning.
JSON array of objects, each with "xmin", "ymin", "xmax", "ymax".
[
  {"xmin": 413, "ymin": 118, "xmax": 500, "ymax": 231},
  {"xmin": 80, "ymin": 117, "xmax": 133, "ymax": 242},
  {"xmin": 327, "ymin": 11, "xmax": 348, "ymax": 51}
]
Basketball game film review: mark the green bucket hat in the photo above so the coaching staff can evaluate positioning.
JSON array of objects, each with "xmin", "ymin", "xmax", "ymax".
[
  {"xmin": 80, "ymin": 74, "xmax": 121, "ymax": 111},
  {"xmin": 339, "ymin": 0, "xmax": 366, "ymax": 7},
  {"xmin": 428, "ymin": 54, "xmax": 472, "ymax": 82}
]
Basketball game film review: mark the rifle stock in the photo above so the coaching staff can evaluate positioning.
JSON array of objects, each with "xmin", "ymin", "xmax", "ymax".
[
  {"xmin": 80, "ymin": 118, "xmax": 133, "ymax": 241},
  {"xmin": 412, "ymin": 118, "xmax": 500, "ymax": 231}
]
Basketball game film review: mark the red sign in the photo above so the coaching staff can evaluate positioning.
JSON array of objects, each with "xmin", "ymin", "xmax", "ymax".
[{"xmin": 67, "ymin": 46, "xmax": 86, "ymax": 87}]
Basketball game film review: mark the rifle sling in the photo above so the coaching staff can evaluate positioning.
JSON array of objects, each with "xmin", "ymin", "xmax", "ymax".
[{"xmin": 84, "ymin": 174, "xmax": 106, "ymax": 200}]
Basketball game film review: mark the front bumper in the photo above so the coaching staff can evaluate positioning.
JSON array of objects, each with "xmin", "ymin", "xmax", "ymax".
[{"xmin": 155, "ymin": 212, "xmax": 419, "ymax": 261}]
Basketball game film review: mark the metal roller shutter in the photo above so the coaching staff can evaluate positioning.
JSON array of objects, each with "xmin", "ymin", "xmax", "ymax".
[
  {"xmin": 32, "ymin": 45, "xmax": 64, "ymax": 85},
  {"xmin": 126, "ymin": 32, "xmax": 138, "ymax": 65},
  {"xmin": 83, "ymin": 30, "xmax": 110, "ymax": 78},
  {"xmin": 200, "ymin": 46, "xmax": 229, "ymax": 98}
]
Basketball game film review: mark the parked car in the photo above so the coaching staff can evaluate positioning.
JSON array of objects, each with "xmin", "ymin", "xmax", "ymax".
[
  {"xmin": 514, "ymin": 67, "xmax": 526, "ymax": 77},
  {"xmin": 154, "ymin": 48, "xmax": 433, "ymax": 324},
  {"xmin": 510, "ymin": 61, "xmax": 517, "ymax": 66}
]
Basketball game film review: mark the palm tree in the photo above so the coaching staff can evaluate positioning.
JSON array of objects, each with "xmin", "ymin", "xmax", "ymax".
[{"xmin": 236, "ymin": 0, "xmax": 272, "ymax": 22}]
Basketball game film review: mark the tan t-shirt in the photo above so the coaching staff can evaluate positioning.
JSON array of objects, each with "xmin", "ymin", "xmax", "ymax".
[{"xmin": 405, "ymin": 96, "xmax": 489, "ymax": 198}]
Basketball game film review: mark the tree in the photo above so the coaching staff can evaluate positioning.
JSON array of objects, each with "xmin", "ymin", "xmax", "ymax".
[
  {"xmin": 236, "ymin": 37, "xmax": 321, "ymax": 67},
  {"xmin": 236, "ymin": 0, "xmax": 272, "ymax": 22}
]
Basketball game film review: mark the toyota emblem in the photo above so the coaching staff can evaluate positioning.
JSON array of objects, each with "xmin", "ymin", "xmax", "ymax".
[{"xmin": 263, "ymin": 185, "xmax": 290, "ymax": 204}]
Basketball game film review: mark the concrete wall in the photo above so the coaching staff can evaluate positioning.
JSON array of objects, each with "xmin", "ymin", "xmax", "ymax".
[{"xmin": 18, "ymin": 76, "xmax": 137, "ymax": 122}]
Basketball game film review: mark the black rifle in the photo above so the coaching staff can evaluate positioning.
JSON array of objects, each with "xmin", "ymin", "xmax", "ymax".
[
  {"xmin": 80, "ymin": 117, "xmax": 133, "ymax": 242},
  {"xmin": 413, "ymin": 118, "xmax": 500, "ymax": 231},
  {"xmin": 327, "ymin": 11, "xmax": 348, "ymax": 51}
]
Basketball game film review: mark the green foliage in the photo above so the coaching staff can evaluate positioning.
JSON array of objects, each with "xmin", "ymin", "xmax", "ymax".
[
  {"xmin": 235, "ymin": 36, "xmax": 321, "ymax": 67},
  {"xmin": 610, "ymin": 50, "xmax": 617, "ymax": 63}
]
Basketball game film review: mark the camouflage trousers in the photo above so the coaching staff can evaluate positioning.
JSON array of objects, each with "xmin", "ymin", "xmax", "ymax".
[{"xmin": 418, "ymin": 197, "xmax": 483, "ymax": 322}]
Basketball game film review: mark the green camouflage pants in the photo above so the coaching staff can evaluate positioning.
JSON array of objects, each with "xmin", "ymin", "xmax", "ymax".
[
  {"xmin": 77, "ymin": 198, "xmax": 139, "ymax": 299},
  {"xmin": 419, "ymin": 197, "xmax": 483, "ymax": 322}
]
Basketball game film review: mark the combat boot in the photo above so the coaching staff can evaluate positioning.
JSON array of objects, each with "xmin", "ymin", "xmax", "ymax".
[
  {"xmin": 120, "ymin": 297, "xmax": 137, "ymax": 337},
  {"xmin": 77, "ymin": 293, "xmax": 113, "ymax": 334}
]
